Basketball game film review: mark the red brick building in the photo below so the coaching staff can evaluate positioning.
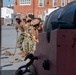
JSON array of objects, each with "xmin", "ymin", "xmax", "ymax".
[{"xmin": 13, "ymin": 0, "xmax": 74, "ymax": 19}]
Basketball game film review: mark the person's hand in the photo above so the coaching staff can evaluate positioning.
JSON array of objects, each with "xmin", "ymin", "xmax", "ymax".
[
  {"xmin": 38, "ymin": 27, "xmax": 41, "ymax": 30},
  {"xmin": 36, "ymin": 40, "xmax": 39, "ymax": 43},
  {"xmin": 24, "ymin": 31, "xmax": 26, "ymax": 34},
  {"xmin": 27, "ymin": 33, "xmax": 30, "ymax": 37}
]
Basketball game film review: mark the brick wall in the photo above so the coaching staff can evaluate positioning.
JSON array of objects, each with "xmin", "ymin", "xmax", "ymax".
[
  {"xmin": 14, "ymin": 0, "xmax": 74, "ymax": 18},
  {"xmin": 14, "ymin": 0, "xmax": 33, "ymax": 14},
  {"xmin": 14, "ymin": 0, "xmax": 53, "ymax": 18}
]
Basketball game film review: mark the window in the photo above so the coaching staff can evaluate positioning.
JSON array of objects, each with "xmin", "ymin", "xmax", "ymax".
[
  {"xmin": 20, "ymin": 0, "xmax": 31, "ymax": 5},
  {"xmin": 53, "ymin": 0, "xmax": 57, "ymax": 7},
  {"xmin": 66, "ymin": 0, "xmax": 70, "ymax": 5},
  {"xmin": 61, "ymin": 0, "xmax": 65, "ymax": 6},
  {"xmin": 38, "ymin": 0, "xmax": 44, "ymax": 7}
]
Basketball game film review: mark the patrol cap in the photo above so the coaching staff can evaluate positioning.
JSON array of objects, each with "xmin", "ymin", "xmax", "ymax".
[
  {"xmin": 15, "ymin": 16, "xmax": 20, "ymax": 19},
  {"xmin": 26, "ymin": 17, "xmax": 32, "ymax": 22},
  {"xmin": 31, "ymin": 19, "xmax": 40, "ymax": 26}
]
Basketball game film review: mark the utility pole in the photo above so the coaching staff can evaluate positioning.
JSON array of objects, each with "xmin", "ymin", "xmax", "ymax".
[{"xmin": 0, "ymin": 0, "xmax": 2, "ymax": 57}]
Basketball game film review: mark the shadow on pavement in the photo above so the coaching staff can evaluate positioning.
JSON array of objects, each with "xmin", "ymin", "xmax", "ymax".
[
  {"xmin": 0, "ymin": 64, "xmax": 13, "ymax": 69},
  {"xmin": 0, "ymin": 57, "xmax": 9, "ymax": 59}
]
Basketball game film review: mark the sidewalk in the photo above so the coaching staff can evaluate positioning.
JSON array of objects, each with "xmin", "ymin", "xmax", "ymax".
[
  {"xmin": 1, "ymin": 26, "xmax": 26, "ymax": 75},
  {"xmin": 1, "ymin": 47, "xmax": 27, "ymax": 75}
]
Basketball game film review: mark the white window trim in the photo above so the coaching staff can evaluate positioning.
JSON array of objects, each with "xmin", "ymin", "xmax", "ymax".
[
  {"xmin": 53, "ymin": 0, "xmax": 57, "ymax": 7},
  {"xmin": 19, "ymin": 0, "xmax": 31, "ymax": 6},
  {"xmin": 38, "ymin": 0, "xmax": 44, "ymax": 7},
  {"xmin": 28, "ymin": 13, "xmax": 33, "ymax": 15},
  {"xmin": 61, "ymin": 0, "xmax": 65, "ymax": 7}
]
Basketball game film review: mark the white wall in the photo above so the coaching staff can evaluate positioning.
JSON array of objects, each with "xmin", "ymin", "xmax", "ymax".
[
  {"xmin": 42, "ymin": 7, "xmax": 59, "ymax": 21},
  {"xmin": 1, "ymin": 7, "xmax": 14, "ymax": 18},
  {"xmin": 47, "ymin": 7, "xmax": 59, "ymax": 15}
]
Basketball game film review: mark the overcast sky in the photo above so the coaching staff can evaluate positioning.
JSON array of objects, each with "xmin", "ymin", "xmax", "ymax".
[{"xmin": 3, "ymin": 0, "xmax": 13, "ymax": 6}]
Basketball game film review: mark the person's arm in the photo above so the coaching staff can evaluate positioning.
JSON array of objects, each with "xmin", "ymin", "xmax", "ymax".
[
  {"xmin": 23, "ymin": 25, "xmax": 31, "ymax": 37},
  {"xmin": 15, "ymin": 23, "xmax": 19, "ymax": 32},
  {"xmin": 24, "ymin": 30, "xmax": 31, "ymax": 37},
  {"xmin": 32, "ymin": 30, "xmax": 39, "ymax": 43},
  {"xmin": 19, "ymin": 22, "xmax": 25, "ymax": 32},
  {"xmin": 32, "ymin": 35, "xmax": 39, "ymax": 43}
]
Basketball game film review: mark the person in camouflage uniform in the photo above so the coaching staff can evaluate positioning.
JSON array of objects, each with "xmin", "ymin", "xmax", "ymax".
[
  {"xmin": 24, "ymin": 17, "xmax": 34, "ymax": 55},
  {"xmin": 15, "ymin": 15, "xmax": 27, "ymax": 56},
  {"xmin": 38, "ymin": 22, "xmax": 44, "ymax": 33},
  {"xmin": 31, "ymin": 19, "xmax": 40, "ymax": 53}
]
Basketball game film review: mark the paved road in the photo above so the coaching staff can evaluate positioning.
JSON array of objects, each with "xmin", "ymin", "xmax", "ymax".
[
  {"xmin": 2, "ymin": 26, "xmax": 17, "ymax": 48},
  {"xmin": 1, "ymin": 26, "xmax": 26, "ymax": 75}
]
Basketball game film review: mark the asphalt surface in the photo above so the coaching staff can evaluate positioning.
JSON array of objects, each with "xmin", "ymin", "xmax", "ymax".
[{"xmin": 1, "ymin": 26, "xmax": 26, "ymax": 75}]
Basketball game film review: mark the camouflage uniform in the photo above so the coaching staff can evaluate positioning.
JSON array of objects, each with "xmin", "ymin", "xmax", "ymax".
[
  {"xmin": 31, "ymin": 19, "xmax": 40, "ymax": 53},
  {"xmin": 24, "ymin": 24, "xmax": 29, "ymax": 54},
  {"xmin": 24, "ymin": 17, "xmax": 34, "ymax": 54},
  {"xmin": 17, "ymin": 32, "xmax": 25, "ymax": 51},
  {"xmin": 27, "ymin": 26, "xmax": 34, "ymax": 54},
  {"xmin": 16, "ymin": 18, "xmax": 26, "ymax": 51},
  {"xmin": 32, "ymin": 29, "xmax": 38, "ymax": 53}
]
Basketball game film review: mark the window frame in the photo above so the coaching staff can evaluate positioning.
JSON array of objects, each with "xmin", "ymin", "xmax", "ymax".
[
  {"xmin": 66, "ymin": 0, "xmax": 70, "ymax": 5},
  {"xmin": 20, "ymin": 0, "xmax": 31, "ymax": 5},
  {"xmin": 61, "ymin": 0, "xmax": 65, "ymax": 7},
  {"xmin": 53, "ymin": 0, "xmax": 57, "ymax": 7},
  {"xmin": 38, "ymin": 0, "xmax": 44, "ymax": 7}
]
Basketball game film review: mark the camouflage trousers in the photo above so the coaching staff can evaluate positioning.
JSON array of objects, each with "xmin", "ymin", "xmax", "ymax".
[
  {"xmin": 24, "ymin": 37, "xmax": 36, "ymax": 54},
  {"xmin": 17, "ymin": 33, "xmax": 25, "ymax": 51}
]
